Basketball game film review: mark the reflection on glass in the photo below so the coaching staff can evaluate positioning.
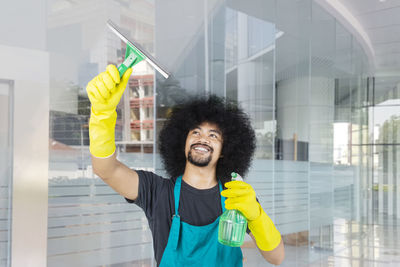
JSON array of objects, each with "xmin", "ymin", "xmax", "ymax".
[
  {"xmin": 374, "ymin": 77, "xmax": 400, "ymax": 106},
  {"xmin": 334, "ymin": 123, "xmax": 350, "ymax": 165},
  {"xmin": 47, "ymin": 1, "xmax": 156, "ymax": 266},
  {"xmin": 44, "ymin": 0, "xmax": 386, "ymax": 266},
  {"xmin": 372, "ymin": 104, "xmax": 400, "ymax": 218}
]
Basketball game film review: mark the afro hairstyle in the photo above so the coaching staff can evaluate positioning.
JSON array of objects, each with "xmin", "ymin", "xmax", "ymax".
[{"xmin": 158, "ymin": 95, "xmax": 256, "ymax": 185}]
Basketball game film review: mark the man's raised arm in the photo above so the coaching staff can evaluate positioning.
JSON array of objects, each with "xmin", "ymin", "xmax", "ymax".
[{"xmin": 87, "ymin": 65, "xmax": 139, "ymax": 201}]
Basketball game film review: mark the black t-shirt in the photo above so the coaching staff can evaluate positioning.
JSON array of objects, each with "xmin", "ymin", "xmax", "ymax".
[{"xmin": 126, "ymin": 170, "xmax": 226, "ymax": 265}]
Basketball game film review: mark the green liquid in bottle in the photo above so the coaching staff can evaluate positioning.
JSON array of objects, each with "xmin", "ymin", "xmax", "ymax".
[{"xmin": 218, "ymin": 172, "xmax": 248, "ymax": 247}]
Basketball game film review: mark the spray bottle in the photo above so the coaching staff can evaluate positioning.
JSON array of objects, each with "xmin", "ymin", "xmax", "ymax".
[{"xmin": 218, "ymin": 172, "xmax": 248, "ymax": 247}]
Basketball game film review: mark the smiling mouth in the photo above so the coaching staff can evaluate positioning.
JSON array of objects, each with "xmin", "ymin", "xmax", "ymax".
[{"xmin": 191, "ymin": 144, "xmax": 213, "ymax": 153}]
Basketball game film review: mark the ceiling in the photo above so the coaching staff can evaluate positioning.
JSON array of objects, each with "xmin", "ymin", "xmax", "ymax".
[{"xmin": 337, "ymin": 0, "xmax": 400, "ymax": 77}]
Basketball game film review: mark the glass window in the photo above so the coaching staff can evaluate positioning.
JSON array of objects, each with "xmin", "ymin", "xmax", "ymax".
[
  {"xmin": 2, "ymin": 0, "xmax": 395, "ymax": 266},
  {"xmin": 371, "ymin": 104, "xmax": 400, "ymax": 217},
  {"xmin": 42, "ymin": 0, "xmax": 376, "ymax": 265},
  {"xmin": 47, "ymin": 1, "xmax": 156, "ymax": 266}
]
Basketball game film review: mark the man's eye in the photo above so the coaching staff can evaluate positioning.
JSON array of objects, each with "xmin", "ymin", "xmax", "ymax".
[
  {"xmin": 193, "ymin": 131, "xmax": 199, "ymax": 135},
  {"xmin": 210, "ymin": 134, "xmax": 218, "ymax": 139}
]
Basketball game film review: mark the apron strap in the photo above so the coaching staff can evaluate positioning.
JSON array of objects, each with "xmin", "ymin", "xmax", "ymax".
[
  {"xmin": 174, "ymin": 176, "xmax": 182, "ymax": 216},
  {"xmin": 219, "ymin": 180, "xmax": 226, "ymax": 213},
  {"xmin": 170, "ymin": 176, "xmax": 183, "ymax": 250}
]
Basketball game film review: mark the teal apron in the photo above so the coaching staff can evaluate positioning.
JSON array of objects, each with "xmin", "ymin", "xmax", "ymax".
[{"xmin": 159, "ymin": 176, "xmax": 243, "ymax": 267}]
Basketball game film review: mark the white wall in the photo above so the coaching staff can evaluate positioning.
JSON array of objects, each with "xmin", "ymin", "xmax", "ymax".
[{"xmin": 0, "ymin": 44, "xmax": 49, "ymax": 267}]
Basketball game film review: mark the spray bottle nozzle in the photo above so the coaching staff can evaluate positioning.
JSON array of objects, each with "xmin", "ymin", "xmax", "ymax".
[{"xmin": 231, "ymin": 172, "xmax": 242, "ymax": 181}]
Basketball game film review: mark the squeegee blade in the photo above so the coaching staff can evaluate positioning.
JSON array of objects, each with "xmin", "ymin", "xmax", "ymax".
[{"xmin": 107, "ymin": 19, "xmax": 170, "ymax": 79}]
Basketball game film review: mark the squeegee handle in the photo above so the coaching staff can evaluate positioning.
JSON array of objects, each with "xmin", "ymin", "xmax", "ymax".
[
  {"xmin": 118, "ymin": 64, "xmax": 128, "ymax": 77},
  {"xmin": 118, "ymin": 53, "xmax": 137, "ymax": 77}
]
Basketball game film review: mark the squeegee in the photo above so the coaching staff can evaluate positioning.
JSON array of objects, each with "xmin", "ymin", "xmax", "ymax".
[{"xmin": 107, "ymin": 19, "xmax": 170, "ymax": 79}]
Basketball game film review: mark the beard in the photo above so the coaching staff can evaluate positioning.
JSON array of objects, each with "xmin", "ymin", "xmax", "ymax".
[{"xmin": 187, "ymin": 149, "xmax": 212, "ymax": 167}]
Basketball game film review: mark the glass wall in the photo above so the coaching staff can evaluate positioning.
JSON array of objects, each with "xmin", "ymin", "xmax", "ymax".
[
  {"xmin": 372, "ymin": 76, "xmax": 400, "ymax": 223},
  {"xmin": 47, "ymin": 1, "xmax": 156, "ymax": 266},
  {"xmin": 44, "ymin": 0, "xmax": 374, "ymax": 266}
]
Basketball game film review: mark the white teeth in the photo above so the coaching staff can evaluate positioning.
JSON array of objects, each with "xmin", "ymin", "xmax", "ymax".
[{"xmin": 194, "ymin": 147, "xmax": 208, "ymax": 152}]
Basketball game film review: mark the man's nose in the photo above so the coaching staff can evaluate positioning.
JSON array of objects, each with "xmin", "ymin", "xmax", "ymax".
[{"xmin": 198, "ymin": 133, "xmax": 210, "ymax": 143}]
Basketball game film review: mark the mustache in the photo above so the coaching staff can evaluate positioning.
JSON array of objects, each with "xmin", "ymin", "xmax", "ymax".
[{"xmin": 190, "ymin": 143, "xmax": 213, "ymax": 152}]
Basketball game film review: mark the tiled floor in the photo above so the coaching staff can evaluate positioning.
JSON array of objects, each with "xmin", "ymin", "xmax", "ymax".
[{"xmin": 242, "ymin": 215, "xmax": 400, "ymax": 266}]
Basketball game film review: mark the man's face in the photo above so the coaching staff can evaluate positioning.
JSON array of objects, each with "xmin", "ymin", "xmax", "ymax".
[{"xmin": 185, "ymin": 122, "xmax": 223, "ymax": 168}]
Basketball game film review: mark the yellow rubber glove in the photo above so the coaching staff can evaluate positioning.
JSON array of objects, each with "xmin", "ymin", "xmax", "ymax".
[
  {"xmin": 86, "ymin": 65, "xmax": 132, "ymax": 158},
  {"xmin": 221, "ymin": 180, "xmax": 282, "ymax": 251}
]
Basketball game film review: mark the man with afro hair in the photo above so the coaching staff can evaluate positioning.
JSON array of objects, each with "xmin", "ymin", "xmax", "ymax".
[{"xmin": 87, "ymin": 65, "xmax": 284, "ymax": 267}]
